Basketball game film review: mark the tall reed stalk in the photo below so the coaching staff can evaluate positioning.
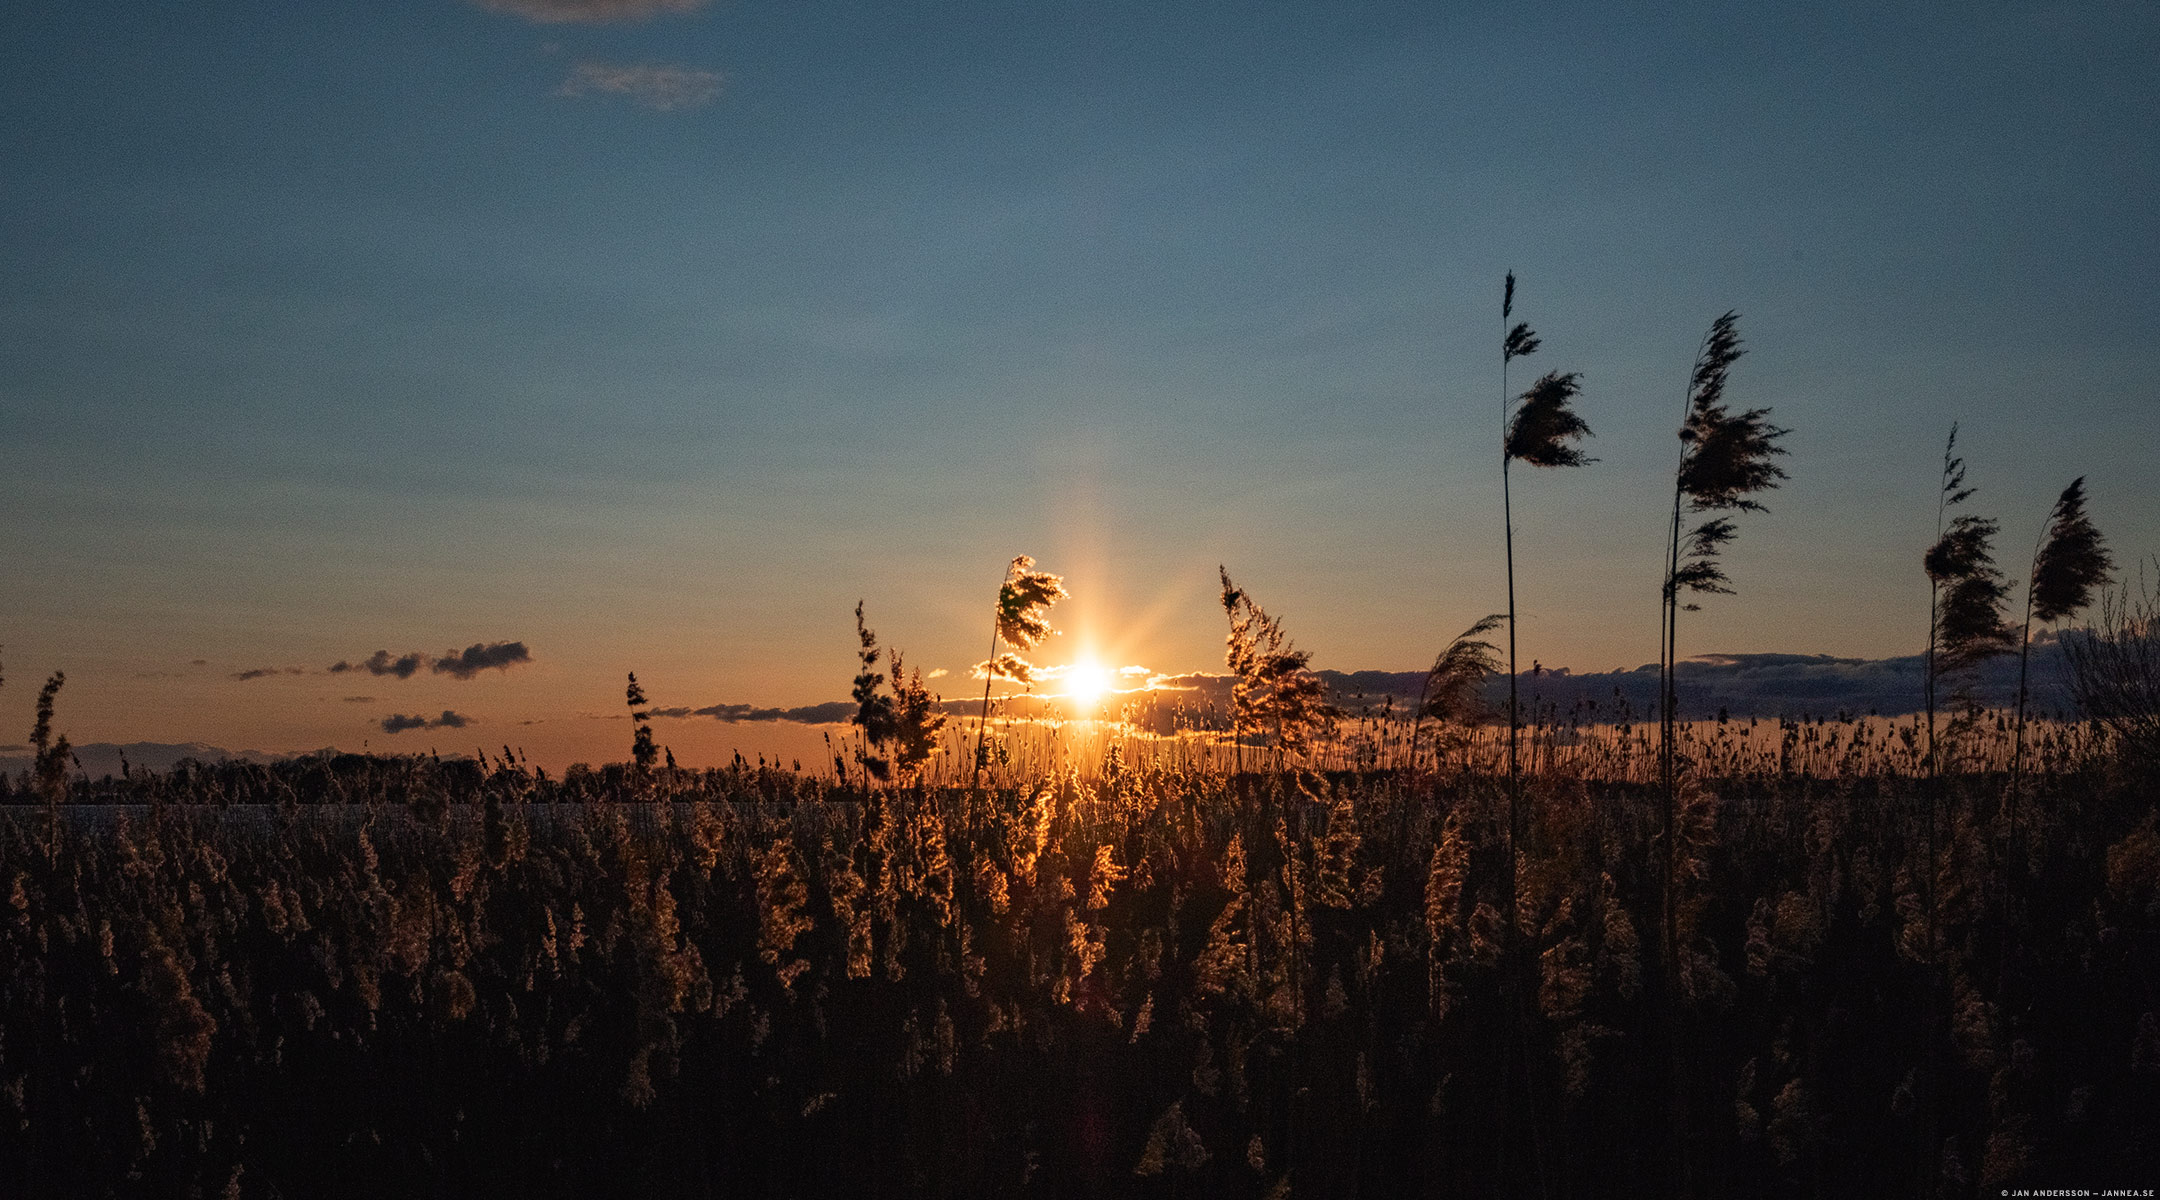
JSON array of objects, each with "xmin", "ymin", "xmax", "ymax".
[
  {"xmin": 1922, "ymin": 429, "xmax": 2015, "ymax": 773},
  {"xmin": 1923, "ymin": 426, "xmax": 1969, "ymax": 777},
  {"xmin": 1495, "ymin": 274, "xmax": 1589, "ymax": 783},
  {"xmin": 971, "ymin": 557, "xmax": 1066, "ymax": 790},
  {"xmin": 2010, "ymin": 477, "xmax": 2111, "ymax": 803},
  {"xmin": 1659, "ymin": 313, "xmax": 1786, "ymax": 798}
]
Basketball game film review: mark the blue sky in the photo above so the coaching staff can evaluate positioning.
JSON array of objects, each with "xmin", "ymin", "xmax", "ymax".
[{"xmin": 3, "ymin": 0, "xmax": 2155, "ymax": 764}]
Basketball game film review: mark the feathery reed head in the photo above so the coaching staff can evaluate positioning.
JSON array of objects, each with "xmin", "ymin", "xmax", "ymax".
[
  {"xmin": 995, "ymin": 556, "xmax": 1067, "ymax": 651},
  {"xmin": 1503, "ymin": 272, "xmax": 1540, "ymax": 360},
  {"xmin": 1219, "ymin": 565, "xmax": 1244, "ymax": 616},
  {"xmin": 1422, "ymin": 614, "xmax": 1503, "ymax": 725},
  {"xmin": 1939, "ymin": 423, "xmax": 1974, "ymax": 509},
  {"xmin": 1669, "ymin": 518, "xmax": 1739, "ymax": 607},
  {"xmin": 1686, "ymin": 311, "xmax": 1745, "ymax": 421},
  {"xmin": 1927, "ymin": 516, "xmax": 2017, "ymax": 675},
  {"xmin": 852, "ymin": 602, "xmax": 896, "ymax": 779},
  {"xmin": 1676, "ymin": 314, "xmax": 1788, "ymax": 514},
  {"xmin": 625, "ymin": 672, "xmax": 657, "ymax": 771},
  {"xmin": 1925, "ymin": 514, "xmax": 2001, "ymax": 584},
  {"xmin": 851, "ymin": 602, "xmax": 942, "ymax": 782},
  {"xmin": 1506, "ymin": 370, "xmax": 1594, "ymax": 468},
  {"xmin": 1218, "ymin": 567, "xmax": 1338, "ymax": 755},
  {"xmin": 1677, "ymin": 405, "xmax": 1788, "ymax": 511},
  {"xmin": 30, "ymin": 670, "xmax": 70, "ymax": 803},
  {"xmin": 2031, "ymin": 477, "xmax": 2113, "ymax": 623}
]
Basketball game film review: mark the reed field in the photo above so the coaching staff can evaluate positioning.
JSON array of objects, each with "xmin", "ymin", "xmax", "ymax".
[{"xmin": 2, "ymin": 706, "xmax": 2156, "ymax": 1199}]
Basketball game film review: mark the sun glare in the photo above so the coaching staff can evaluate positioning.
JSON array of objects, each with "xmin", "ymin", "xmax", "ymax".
[{"xmin": 1066, "ymin": 659, "xmax": 1113, "ymax": 709}]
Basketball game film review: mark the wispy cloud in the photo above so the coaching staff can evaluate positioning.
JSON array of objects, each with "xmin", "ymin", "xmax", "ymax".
[
  {"xmin": 380, "ymin": 711, "xmax": 473, "ymax": 734},
  {"xmin": 473, "ymin": 0, "xmax": 709, "ymax": 23},
  {"xmin": 558, "ymin": 61, "xmax": 721, "ymax": 111},
  {"xmin": 231, "ymin": 666, "xmax": 306, "ymax": 682},
  {"xmin": 434, "ymin": 641, "xmax": 532, "ymax": 679}
]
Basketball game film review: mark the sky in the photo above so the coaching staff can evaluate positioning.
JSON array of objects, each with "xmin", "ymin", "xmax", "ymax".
[{"xmin": 2, "ymin": 0, "xmax": 2156, "ymax": 768}]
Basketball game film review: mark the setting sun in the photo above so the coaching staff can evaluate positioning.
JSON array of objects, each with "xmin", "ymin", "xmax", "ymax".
[{"xmin": 1064, "ymin": 658, "xmax": 1113, "ymax": 709}]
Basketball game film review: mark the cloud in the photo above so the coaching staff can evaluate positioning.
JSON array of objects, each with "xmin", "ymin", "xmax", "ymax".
[
  {"xmin": 231, "ymin": 666, "xmax": 306, "ymax": 682},
  {"xmin": 433, "ymin": 641, "xmax": 533, "ymax": 679},
  {"xmin": 558, "ymin": 61, "xmax": 721, "ymax": 111},
  {"xmin": 474, "ymin": 0, "xmax": 709, "ymax": 22},
  {"xmin": 332, "ymin": 650, "xmax": 428, "ymax": 679},
  {"xmin": 342, "ymin": 696, "xmax": 374, "ymax": 703},
  {"xmin": 328, "ymin": 641, "xmax": 529, "ymax": 680},
  {"xmin": 380, "ymin": 710, "xmax": 473, "ymax": 734},
  {"xmin": 639, "ymin": 701, "xmax": 860, "ymax": 725}
]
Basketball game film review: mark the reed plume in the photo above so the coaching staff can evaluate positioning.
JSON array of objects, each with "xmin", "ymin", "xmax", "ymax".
[
  {"xmin": 851, "ymin": 601, "xmax": 897, "ymax": 783},
  {"xmin": 850, "ymin": 602, "xmax": 947, "ymax": 785},
  {"xmin": 1219, "ymin": 567, "xmax": 1337, "ymax": 771},
  {"xmin": 1412, "ymin": 613, "xmax": 1503, "ymax": 768},
  {"xmin": 29, "ymin": 670, "xmax": 71, "ymax": 806},
  {"xmin": 625, "ymin": 672, "xmax": 658, "ymax": 776},
  {"xmin": 973, "ymin": 556, "xmax": 1067, "ymax": 786}
]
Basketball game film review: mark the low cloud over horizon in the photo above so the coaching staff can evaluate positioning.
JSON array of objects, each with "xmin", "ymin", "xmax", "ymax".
[
  {"xmin": 380, "ymin": 711, "xmax": 473, "ymax": 734},
  {"xmin": 331, "ymin": 651, "xmax": 427, "ymax": 679},
  {"xmin": 643, "ymin": 640, "xmax": 2085, "ymax": 729},
  {"xmin": 435, "ymin": 641, "xmax": 533, "ymax": 679},
  {"xmin": 328, "ymin": 641, "xmax": 531, "ymax": 680}
]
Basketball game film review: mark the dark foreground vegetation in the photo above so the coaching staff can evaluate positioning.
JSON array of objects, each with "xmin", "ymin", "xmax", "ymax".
[{"xmin": 2, "ymin": 732, "xmax": 2156, "ymax": 1199}]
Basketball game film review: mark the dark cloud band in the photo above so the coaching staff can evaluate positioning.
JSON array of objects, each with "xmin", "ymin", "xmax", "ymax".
[
  {"xmin": 331, "ymin": 651, "xmax": 427, "ymax": 679},
  {"xmin": 380, "ymin": 711, "xmax": 472, "ymax": 734},
  {"xmin": 434, "ymin": 642, "xmax": 532, "ymax": 679},
  {"xmin": 329, "ymin": 641, "xmax": 531, "ymax": 681}
]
